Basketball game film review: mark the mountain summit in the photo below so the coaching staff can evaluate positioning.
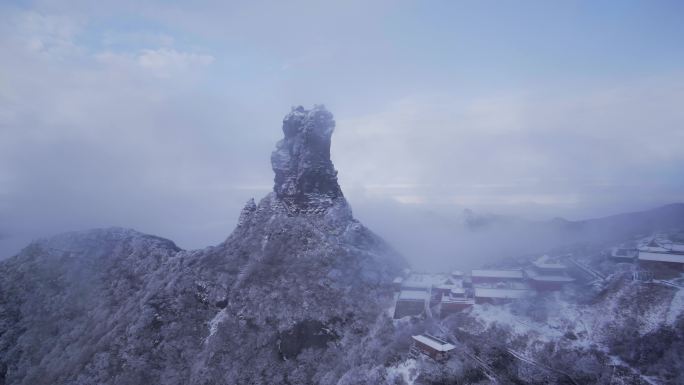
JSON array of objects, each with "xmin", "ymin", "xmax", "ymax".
[
  {"xmin": 0, "ymin": 106, "xmax": 404, "ymax": 385},
  {"xmin": 272, "ymin": 105, "xmax": 344, "ymax": 214}
]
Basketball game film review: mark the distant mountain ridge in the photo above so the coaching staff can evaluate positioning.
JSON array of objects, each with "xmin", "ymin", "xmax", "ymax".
[
  {"xmin": 366, "ymin": 203, "xmax": 684, "ymax": 273},
  {"xmin": 459, "ymin": 203, "xmax": 684, "ymax": 243},
  {"xmin": 555, "ymin": 202, "xmax": 684, "ymax": 237},
  {"xmin": 460, "ymin": 203, "xmax": 684, "ymax": 232}
]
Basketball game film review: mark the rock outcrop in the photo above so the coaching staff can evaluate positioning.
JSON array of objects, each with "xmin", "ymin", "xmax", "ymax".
[{"xmin": 271, "ymin": 105, "xmax": 344, "ymax": 214}]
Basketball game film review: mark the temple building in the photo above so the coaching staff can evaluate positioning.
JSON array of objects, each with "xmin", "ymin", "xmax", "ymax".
[
  {"xmin": 609, "ymin": 247, "xmax": 638, "ymax": 263},
  {"xmin": 470, "ymin": 269, "xmax": 524, "ymax": 284},
  {"xmin": 393, "ymin": 289, "xmax": 428, "ymax": 319},
  {"xmin": 638, "ymin": 251, "xmax": 684, "ymax": 267},
  {"xmin": 637, "ymin": 238, "xmax": 684, "ymax": 274},
  {"xmin": 410, "ymin": 334, "xmax": 456, "ymax": 361},
  {"xmin": 524, "ymin": 255, "xmax": 575, "ymax": 290},
  {"xmin": 473, "ymin": 286, "xmax": 532, "ymax": 304},
  {"xmin": 470, "ymin": 269, "xmax": 530, "ymax": 303},
  {"xmin": 440, "ymin": 287, "xmax": 474, "ymax": 315}
]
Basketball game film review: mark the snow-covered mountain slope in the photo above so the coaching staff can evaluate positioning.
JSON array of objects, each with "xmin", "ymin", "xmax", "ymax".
[
  {"xmin": 0, "ymin": 106, "xmax": 406, "ymax": 385},
  {"xmin": 438, "ymin": 255, "xmax": 684, "ymax": 384},
  {"xmin": 1, "ymin": 105, "xmax": 681, "ymax": 385}
]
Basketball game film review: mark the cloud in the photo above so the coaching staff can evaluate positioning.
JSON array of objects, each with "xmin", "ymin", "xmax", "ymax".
[
  {"xmin": 13, "ymin": 11, "xmax": 85, "ymax": 57},
  {"xmin": 138, "ymin": 48, "xmax": 214, "ymax": 76},
  {"xmin": 334, "ymin": 77, "xmax": 684, "ymax": 217},
  {"xmin": 1, "ymin": 1, "xmax": 683, "ymax": 262},
  {"xmin": 95, "ymin": 48, "xmax": 214, "ymax": 78},
  {"xmin": 0, "ymin": 7, "xmax": 238, "ymax": 257},
  {"xmin": 101, "ymin": 30, "xmax": 176, "ymax": 48}
]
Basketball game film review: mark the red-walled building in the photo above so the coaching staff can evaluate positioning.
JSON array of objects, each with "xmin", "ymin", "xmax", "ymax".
[
  {"xmin": 411, "ymin": 334, "xmax": 456, "ymax": 361},
  {"xmin": 524, "ymin": 256, "xmax": 574, "ymax": 291}
]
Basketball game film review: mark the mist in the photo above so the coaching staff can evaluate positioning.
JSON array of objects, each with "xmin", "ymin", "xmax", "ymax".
[
  {"xmin": 1, "ymin": 0, "xmax": 683, "ymax": 266},
  {"xmin": 3, "ymin": 2, "xmax": 684, "ymax": 384}
]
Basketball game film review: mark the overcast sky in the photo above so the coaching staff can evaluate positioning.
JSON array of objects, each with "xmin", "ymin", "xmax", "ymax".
[{"xmin": 1, "ymin": 0, "xmax": 683, "ymax": 257}]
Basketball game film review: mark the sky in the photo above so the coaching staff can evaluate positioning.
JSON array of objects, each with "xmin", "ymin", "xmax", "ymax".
[{"xmin": 1, "ymin": 0, "xmax": 683, "ymax": 259}]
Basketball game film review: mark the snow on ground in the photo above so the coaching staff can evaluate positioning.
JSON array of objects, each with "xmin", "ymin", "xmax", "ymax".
[
  {"xmin": 206, "ymin": 308, "xmax": 228, "ymax": 340},
  {"xmin": 546, "ymin": 293, "xmax": 597, "ymax": 349},
  {"xmin": 608, "ymin": 355, "xmax": 663, "ymax": 385},
  {"xmin": 638, "ymin": 292, "xmax": 671, "ymax": 335},
  {"xmin": 463, "ymin": 272, "xmax": 682, "ymax": 362},
  {"xmin": 386, "ymin": 359, "xmax": 418, "ymax": 385},
  {"xmin": 467, "ymin": 290, "xmax": 611, "ymax": 352},
  {"xmin": 469, "ymin": 303, "xmax": 564, "ymax": 343}
]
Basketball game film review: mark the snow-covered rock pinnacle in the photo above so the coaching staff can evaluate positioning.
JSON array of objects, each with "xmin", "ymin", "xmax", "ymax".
[
  {"xmin": 0, "ymin": 105, "xmax": 406, "ymax": 385},
  {"xmin": 271, "ymin": 105, "xmax": 343, "ymax": 214}
]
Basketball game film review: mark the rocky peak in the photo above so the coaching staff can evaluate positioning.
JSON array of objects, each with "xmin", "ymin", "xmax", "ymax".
[{"xmin": 271, "ymin": 105, "xmax": 344, "ymax": 213}]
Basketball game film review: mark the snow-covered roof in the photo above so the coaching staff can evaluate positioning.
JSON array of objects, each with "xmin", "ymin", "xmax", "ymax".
[
  {"xmin": 401, "ymin": 277, "xmax": 431, "ymax": 289},
  {"xmin": 411, "ymin": 335, "xmax": 456, "ymax": 352},
  {"xmin": 474, "ymin": 287, "xmax": 530, "ymax": 299},
  {"xmin": 436, "ymin": 282, "xmax": 463, "ymax": 290},
  {"xmin": 611, "ymin": 247, "xmax": 638, "ymax": 257},
  {"xmin": 437, "ymin": 285, "xmax": 466, "ymax": 295},
  {"xmin": 532, "ymin": 255, "xmax": 567, "ymax": 269},
  {"xmin": 451, "ymin": 270, "xmax": 464, "ymax": 277},
  {"xmin": 449, "ymin": 287, "xmax": 465, "ymax": 294},
  {"xmin": 442, "ymin": 296, "xmax": 473, "ymax": 304},
  {"xmin": 398, "ymin": 290, "xmax": 429, "ymax": 301},
  {"xmin": 638, "ymin": 251, "xmax": 684, "ymax": 264},
  {"xmin": 393, "ymin": 277, "xmax": 404, "ymax": 284},
  {"xmin": 638, "ymin": 238, "xmax": 676, "ymax": 253},
  {"xmin": 473, "ymin": 280, "xmax": 529, "ymax": 290},
  {"xmin": 401, "ymin": 273, "xmax": 449, "ymax": 289},
  {"xmin": 471, "ymin": 269, "xmax": 523, "ymax": 279},
  {"xmin": 524, "ymin": 268, "xmax": 574, "ymax": 282},
  {"xmin": 669, "ymin": 244, "xmax": 684, "ymax": 254},
  {"xmin": 638, "ymin": 245, "xmax": 671, "ymax": 253}
]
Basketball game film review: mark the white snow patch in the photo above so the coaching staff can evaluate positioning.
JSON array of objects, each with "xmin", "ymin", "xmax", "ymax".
[
  {"xmin": 387, "ymin": 359, "xmax": 418, "ymax": 385},
  {"xmin": 468, "ymin": 292, "xmax": 601, "ymax": 352},
  {"xmin": 207, "ymin": 308, "xmax": 228, "ymax": 340},
  {"xmin": 639, "ymin": 299, "xmax": 669, "ymax": 335},
  {"xmin": 470, "ymin": 304, "xmax": 561, "ymax": 342},
  {"xmin": 261, "ymin": 234, "xmax": 269, "ymax": 251},
  {"xmin": 666, "ymin": 288, "xmax": 684, "ymax": 325}
]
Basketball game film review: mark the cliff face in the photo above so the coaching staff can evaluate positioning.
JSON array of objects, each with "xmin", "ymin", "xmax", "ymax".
[{"xmin": 0, "ymin": 106, "xmax": 405, "ymax": 385}]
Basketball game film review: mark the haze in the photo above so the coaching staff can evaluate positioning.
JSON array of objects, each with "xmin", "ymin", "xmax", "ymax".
[{"xmin": 1, "ymin": 0, "xmax": 683, "ymax": 267}]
